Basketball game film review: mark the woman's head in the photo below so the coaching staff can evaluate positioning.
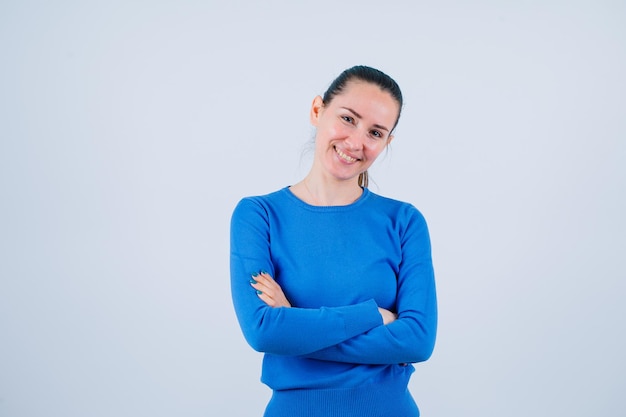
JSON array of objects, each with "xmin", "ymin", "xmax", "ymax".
[
  {"xmin": 322, "ymin": 65, "xmax": 403, "ymax": 132},
  {"xmin": 309, "ymin": 66, "xmax": 402, "ymax": 188},
  {"xmin": 311, "ymin": 66, "xmax": 403, "ymax": 187}
]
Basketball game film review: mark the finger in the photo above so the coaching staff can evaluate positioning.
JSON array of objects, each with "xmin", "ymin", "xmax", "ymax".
[
  {"xmin": 252, "ymin": 284, "xmax": 274, "ymax": 299},
  {"xmin": 259, "ymin": 271, "xmax": 274, "ymax": 280},
  {"xmin": 250, "ymin": 280, "xmax": 277, "ymax": 299},
  {"xmin": 256, "ymin": 291, "xmax": 278, "ymax": 307},
  {"xmin": 250, "ymin": 274, "xmax": 269, "ymax": 288},
  {"xmin": 254, "ymin": 272, "xmax": 275, "ymax": 286},
  {"xmin": 250, "ymin": 280, "xmax": 272, "ymax": 303},
  {"xmin": 252, "ymin": 273, "xmax": 280, "ymax": 292}
]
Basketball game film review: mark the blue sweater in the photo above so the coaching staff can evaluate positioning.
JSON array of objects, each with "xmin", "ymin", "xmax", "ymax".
[{"xmin": 230, "ymin": 187, "xmax": 437, "ymax": 417}]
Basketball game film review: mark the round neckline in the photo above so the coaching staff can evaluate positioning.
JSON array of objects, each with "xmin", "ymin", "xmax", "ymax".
[{"xmin": 283, "ymin": 186, "xmax": 370, "ymax": 211}]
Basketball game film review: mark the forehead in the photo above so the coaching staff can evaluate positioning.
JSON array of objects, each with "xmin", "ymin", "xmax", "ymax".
[{"xmin": 331, "ymin": 81, "xmax": 399, "ymax": 123}]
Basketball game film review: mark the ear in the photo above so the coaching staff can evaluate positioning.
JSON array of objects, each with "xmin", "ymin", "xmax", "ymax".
[
  {"xmin": 309, "ymin": 96, "xmax": 324, "ymax": 126},
  {"xmin": 387, "ymin": 134, "xmax": 395, "ymax": 146}
]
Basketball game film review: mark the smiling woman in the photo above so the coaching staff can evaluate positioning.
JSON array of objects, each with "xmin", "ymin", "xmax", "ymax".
[
  {"xmin": 230, "ymin": 65, "xmax": 437, "ymax": 417},
  {"xmin": 306, "ymin": 79, "xmax": 399, "ymax": 198}
]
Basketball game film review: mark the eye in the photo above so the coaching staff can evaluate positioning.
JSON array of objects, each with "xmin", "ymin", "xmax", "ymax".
[
  {"xmin": 370, "ymin": 130, "xmax": 383, "ymax": 138},
  {"xmin": 341, "ymin": 115, "xmax": 355, "ymax": 124}
]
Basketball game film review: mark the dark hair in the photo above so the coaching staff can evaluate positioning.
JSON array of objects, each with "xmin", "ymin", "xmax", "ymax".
[{"xmin": 322, "ymin": 65, "xmax": 403, "ymax": 188}]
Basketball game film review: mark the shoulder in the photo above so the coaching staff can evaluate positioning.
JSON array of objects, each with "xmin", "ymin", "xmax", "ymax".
[
  {"xmin": 366, "ymin": 191, "xmax": 432, "ymax": 247},
  {"xmin": 366, "ymin": 190, "xmax": 427, "ymax": 224},
  {"xmin": 231, "ymin": 187, "xmax": 291, "ymax": 219},
  {"xmin": 235, "ymin": 187, "xmax": 287, "ymax": 206}
]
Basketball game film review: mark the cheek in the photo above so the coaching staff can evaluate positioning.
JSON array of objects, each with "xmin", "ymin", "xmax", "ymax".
[
  {"xmin": 325, "ymin": 120, "xmax": 351, "ymax": 137},
  {"xmin": 364, "ymin": 142, "xmax": 387, "ymax": 159},
  {"xmin": 317, "ymin": 124, "xmax": 346, "ymax": 146}
]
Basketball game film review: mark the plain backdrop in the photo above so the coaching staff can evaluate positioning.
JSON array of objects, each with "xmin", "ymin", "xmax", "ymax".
[{"xmin": 1, "ymin": 1, "xmax": 624, "ymax": 416}]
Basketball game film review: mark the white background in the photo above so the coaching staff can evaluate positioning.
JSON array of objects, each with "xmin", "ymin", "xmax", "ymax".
[{"xmin": 1, "ymin": 1, "xmax": 624, "ymax": 416}]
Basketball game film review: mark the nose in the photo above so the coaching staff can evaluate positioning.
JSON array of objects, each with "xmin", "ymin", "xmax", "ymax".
[{"xmin": 344, "ymin": 129, "xmax": 367, "ymax": 150}]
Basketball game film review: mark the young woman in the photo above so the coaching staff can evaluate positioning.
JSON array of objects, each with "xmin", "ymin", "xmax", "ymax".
[{"xmin": 230, "ymin": 65, "xmax": 437, "ymax": 417}]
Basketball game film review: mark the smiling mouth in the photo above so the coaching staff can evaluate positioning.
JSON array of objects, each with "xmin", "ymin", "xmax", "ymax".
[{"xmin": 335, "ymin": 146, "xmax": 358, "ymax": 163}]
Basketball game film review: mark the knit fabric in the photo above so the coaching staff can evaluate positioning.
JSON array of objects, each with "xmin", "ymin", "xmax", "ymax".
[{"xmin": 230, "ymin": 187, "xmax": 437, "ymax": 417}]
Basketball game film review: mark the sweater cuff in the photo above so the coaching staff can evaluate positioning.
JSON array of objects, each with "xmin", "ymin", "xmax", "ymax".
[{"xmin": 339, "ymin": 299, "xmax": 383, "ymax": 339}]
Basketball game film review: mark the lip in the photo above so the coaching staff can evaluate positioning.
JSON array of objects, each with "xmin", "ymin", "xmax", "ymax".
[{"xmin": 334, "ymin": 146, "xmax": 360, "ymax": 164}]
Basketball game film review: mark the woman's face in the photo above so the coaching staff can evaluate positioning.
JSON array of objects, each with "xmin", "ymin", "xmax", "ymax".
[{"xmin": 310, "ymin": 80, "xmax": 399, "ymax": 183}]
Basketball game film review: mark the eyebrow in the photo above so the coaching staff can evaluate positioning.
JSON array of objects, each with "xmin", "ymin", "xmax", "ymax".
[{"xmin": 341, "ymin": 107, "xmax": 390, "ymax": 132}]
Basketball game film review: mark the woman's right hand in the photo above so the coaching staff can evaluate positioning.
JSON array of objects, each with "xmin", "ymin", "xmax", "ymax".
[
  {"xmin": 378, "ymin": 307, "xmax": 398, "ymax": 325},
  {"xmin": 250, "ymin": 271, "xmax": 292, "ymax": 308}
]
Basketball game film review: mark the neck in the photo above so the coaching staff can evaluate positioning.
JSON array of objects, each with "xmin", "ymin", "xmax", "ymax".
[{"xmin": 297, "ymin": 174, "xmax": 363, "ymax": 206}]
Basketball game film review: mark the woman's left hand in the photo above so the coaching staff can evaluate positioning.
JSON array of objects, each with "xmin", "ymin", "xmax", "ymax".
[{"xmin": 250, "ymin": 272, "xmax": 292, "ymax": 308}]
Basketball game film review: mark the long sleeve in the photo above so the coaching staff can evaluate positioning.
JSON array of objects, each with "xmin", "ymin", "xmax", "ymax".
[
  {"xmin": 303, "ymin": 207, "xmax": 437, "ymax": 364},
  {"xmin": 230, "ymin": 197, "xmax": 383, "ymax": 356}
]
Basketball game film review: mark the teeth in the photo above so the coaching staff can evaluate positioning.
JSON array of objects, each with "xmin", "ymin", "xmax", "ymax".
[{"xmin": 336, "ymin": 147, "xmax": 357, "ymax": 163}]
